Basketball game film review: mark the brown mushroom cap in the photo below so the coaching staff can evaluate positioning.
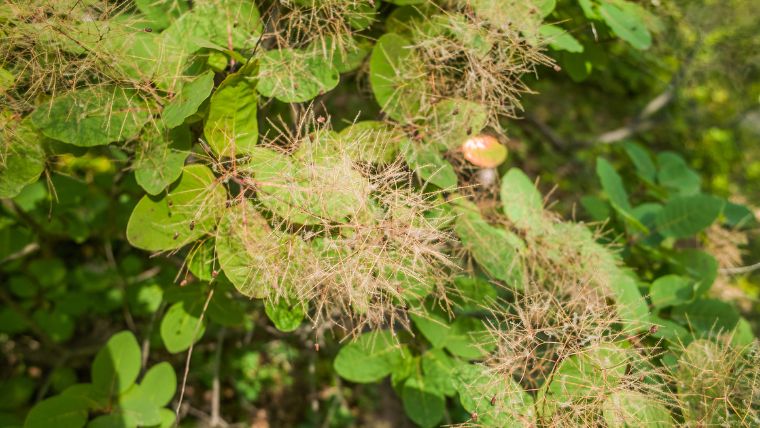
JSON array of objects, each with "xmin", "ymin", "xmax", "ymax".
[{"xmin": 462, "ymin": 134, "xmax": 508, "ymax": 168}]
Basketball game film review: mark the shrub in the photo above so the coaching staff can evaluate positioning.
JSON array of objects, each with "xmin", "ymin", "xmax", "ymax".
[{"xmin": 1, "ymin": 1, "xmax": 758, "ymax": 427}]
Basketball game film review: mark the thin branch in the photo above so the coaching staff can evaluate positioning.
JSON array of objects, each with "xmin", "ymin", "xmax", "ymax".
[
  {"xmin": 596, "ymin": 42, "xmax": 701, "ymax": 144},
  {"xmin": 720, "ymin": 261, "xmax": 760, "ymax": 275},
  {"xmin": 210, "ymin": 328, "xmax": 227, "ymax": 427},
  {"xmin": 175, "ymin": 287, "xmax": 215, "ymax": 424}
]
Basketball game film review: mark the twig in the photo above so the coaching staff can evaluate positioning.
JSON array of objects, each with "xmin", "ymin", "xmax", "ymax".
[
  {"xmin": 0, "ymin": 242, "xmax": 40, "ymax": 264},
  {"xmin": 720, "ymin": 261, "xmax": 760, "ymax": 275},
  {"xmin": 522, "ymin": 42, "xmax": 702, "ymax": 149},
  {"xmin": 175, "ymin": 287, "xmax": 215, "ymax": 425},
  {"xmin": 210, "ymin": 328, "xmax": 227, "ymax": 427},
  {"xmin": 520, "ymin": 113, "xmax": 576, "ymax": 151},
  {"xmin": 141, "ymin": 301, "xmax": 165, "ymax": 370},
  {"xmin": 596, "ymin": 42, "xmax": 701, "ymax": 144}
]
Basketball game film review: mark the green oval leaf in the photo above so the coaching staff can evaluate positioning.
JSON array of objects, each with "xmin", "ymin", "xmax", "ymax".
[
  {"xmin": 215, "ymin": 202, "xmax": 274, "ymax": 299},
  {"xmin": 134, "ymin": 123, "xmax": 191, "ymax": 195},
  {"xmin": 453, "ymin": 363, "xmax": 534, "ymax": 426},
  {"xmin": 453, "ymin": 203, "xmax": 524, "ymax": 287},
  {"xmin": 603, "ymin": 390, "xmax": 674, "ymax": 427},
  {"xmin": 401, "ymin": 142, "xmax": 458, "ymax": 190},
  {"xmin": 91, "ymin": 331, "xmax": 142, "ymax": 396},
  {"xmin": 649, "ymin": 275, "xmax": 693, "ymax": 310},
  {"xmin": 655, "ymin": 194, "xmax": 724, "ymax": 239},
  {"xmin": 204, "ymin": 63, "xmax": 258, "ymax": 157},
  {"xmin": 127, "ymin": 164, "xmax": 226, "ymax": 252},
  {"xmin": 265, "ymin": 299, "xmax": 305, "ymax": 332},
  {"xmin": 540, "ymin": 24, "xmax": 584, "ymax": 53},
  {"xmin": 162, "ymin": 70, "xmax": 214, "ymax": 128},
  {"xmin": 334, "ymin": 331, "xmax": 406, "ymax": 383},
  {"xmin": 425, "ymin": 98, "xmax": 489, "ymax": 150},
  {"xmin": 256, "ymin": 48, "xmax": 339, "ymax": 103},
  {"xmin": 337, "ymin": 121, "xmax": 405, "ymax": 164},
  {"xmin": 244, "ymin": 146, "xmax": 368, "ymax": 225},
  {"xmin": 0, "ymin": 116, "xmax": 46, "ymax": 199},
  {"xmin": 369, "ymin": 33, "xmax": 425, "ymax": 121},
  {"xmin": 401, "ymin": 375, "xmax": 445, "ymax": 428},
  {"xmin": 599, "ymin": 1, "xmax": 652, "ymax": 50},
  {"xmin": 500, "ymin": 168, "xmax": 543, "ymax": 231},
  {"xmin": 30, "ymin": 87, "xmax": 150, "ymax": 147},
  {"xmin": 137, "ymin": 362, "xmax": 177, "ymax": 407},
  {"xmin": 160, "ymin": 300, "xmax": 206, "ymax": 354},
  {"xmin": 23, "ymin": 395, "xmax": 88, "ymax": 428}
]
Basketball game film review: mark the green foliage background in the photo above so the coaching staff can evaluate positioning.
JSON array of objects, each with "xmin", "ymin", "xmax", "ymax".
[{"xmin": 1, "ymin": 1, "xmax": 759, "ymax": 427}]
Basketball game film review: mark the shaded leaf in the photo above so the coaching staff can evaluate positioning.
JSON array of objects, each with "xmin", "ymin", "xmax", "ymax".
[
  {"xmin": 401, "ymin": 376, "xmax": 445, "ymax": 428},
  {"xmin": 0, "ymin": 116, "xmax": 46, "ymax": 199},
  {"xmin": 670, "ymin": 249, "xmax": 718, "ymax": 296},
  {"xmin": 656, "ymin": 152, "xmax": 701, "ymax": 196},
  {"xmin": 623, "ymin": 141, "xmax": 656, "ymax": 183},
  {"xmin": 334, "ymin": 331, "xmax": 406, "ymax": 383},
  {"xmin": 655, "ymin": 194, "xmax": 723, "ymax": 239},
  {"xmin": 134, "ymin": 123, "xmax": 191, "ymax": 195}
]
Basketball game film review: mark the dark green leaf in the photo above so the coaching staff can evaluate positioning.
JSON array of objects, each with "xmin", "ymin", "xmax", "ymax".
[
  {"xmin": 656, "ymin": 152, "xmax": 701, "ymax": 196},
  {"xmin": 401, "ymin": 376, "xmax": 445, "ymax": 428},
  {"xmin": 655, "ymin": 194, "xmax": 723, "ymax": 238},
  {"xmin": 670, "ymin": 249, "xmax": 718, "ymax": 296},
  {"xmin": 623, "ymin": 141, "xmax": 656, "ymax": 183}
]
